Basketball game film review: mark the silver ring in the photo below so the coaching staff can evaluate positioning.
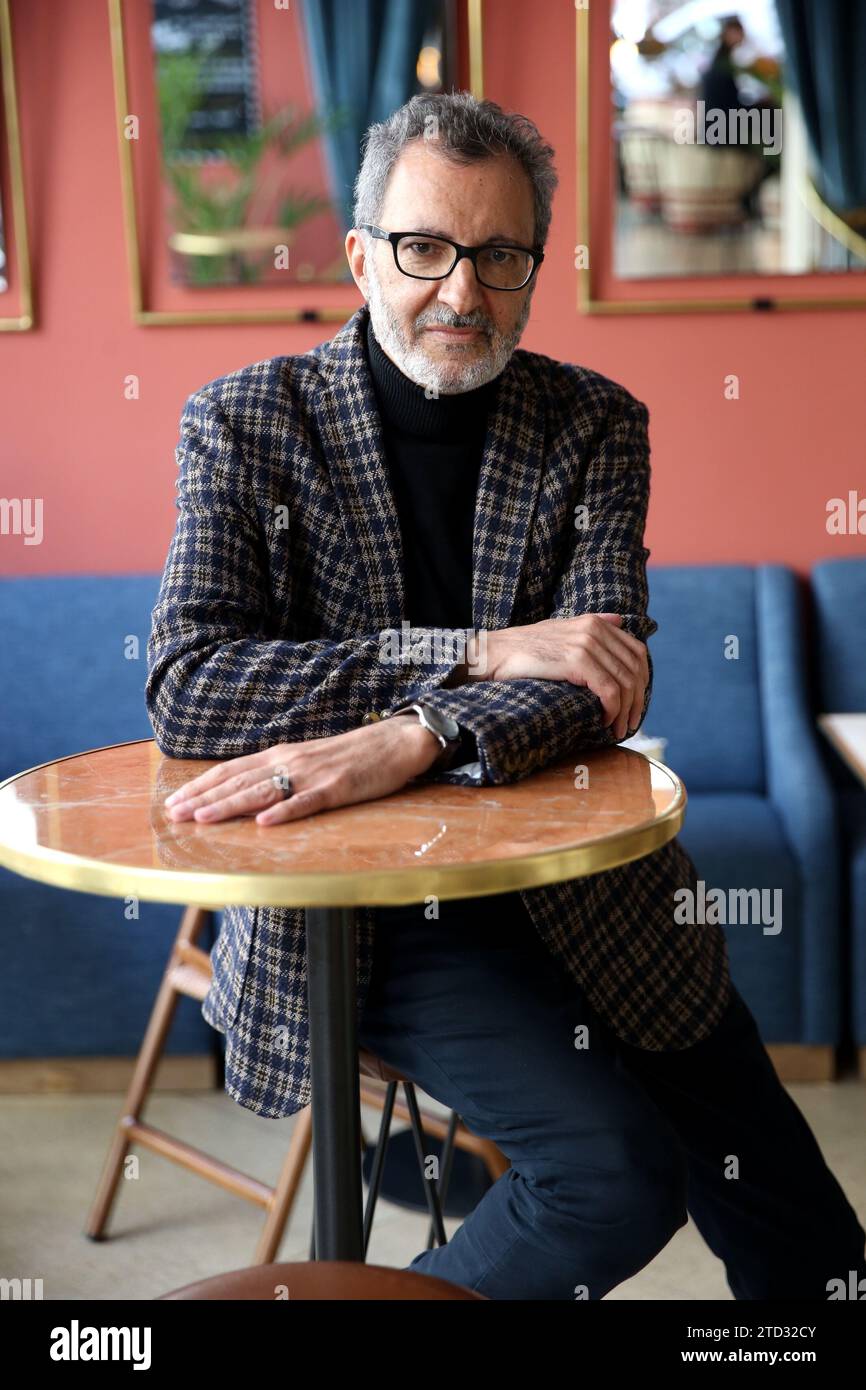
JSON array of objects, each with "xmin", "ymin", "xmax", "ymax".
[{"xmin": 271, "ymin": 772, "xmax": 294, "ymax": 800}]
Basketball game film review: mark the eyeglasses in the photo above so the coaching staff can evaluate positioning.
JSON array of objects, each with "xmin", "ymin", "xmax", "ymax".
[{"xmin": 359, "ymin": 224, "xmax": 543, "ymax": 291}]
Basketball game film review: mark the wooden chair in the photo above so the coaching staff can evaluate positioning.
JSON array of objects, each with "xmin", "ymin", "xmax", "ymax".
[
  {"xmin": 86, "ymin": 906, "xmax": 509, "ymax": 1262},
  {"xmin": 160, "ymin": 1260, "xmax": 487, "ymax": 1300}
]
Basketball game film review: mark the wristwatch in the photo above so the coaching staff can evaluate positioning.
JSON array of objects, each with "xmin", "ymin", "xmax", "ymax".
[{"xmin": 387, "ymin": 702, "xmax": 463, "ymax": 771}]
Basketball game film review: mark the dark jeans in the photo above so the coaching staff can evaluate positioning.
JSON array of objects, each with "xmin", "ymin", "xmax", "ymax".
[{"xmin": 358, "ymin": 892, "xmax": 866, "ymax": 1301}]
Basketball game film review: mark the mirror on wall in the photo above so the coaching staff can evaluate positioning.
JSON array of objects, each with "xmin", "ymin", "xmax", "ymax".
[
  {"xmin": 610, "ymin": 0, "xmax": 866, "ymax": 281},
  {"xmin": 148, "ymin": 0, "xmax": 456, "ymax": 291}
]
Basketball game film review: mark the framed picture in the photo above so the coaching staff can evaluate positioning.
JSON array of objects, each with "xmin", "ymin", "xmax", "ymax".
[
  {"xmin": 576, "ymin": 0, "xmax": 866, "ymax": 314},
  {"xmin": 0, "ymin": 0, "xmax": 34, "ymax": 331},
  {"xmin": 110, "ymin": 0, "xmax": 483, "ymax": 326}
]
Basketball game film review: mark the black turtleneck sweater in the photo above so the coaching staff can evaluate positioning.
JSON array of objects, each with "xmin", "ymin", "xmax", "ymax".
[
  {"xmin": 365, "ymin": 317, "xmax": 536, "ymax": 938},
  {"xmin": 365, "ymin": 316, "xmax": 503, "ymax": 770},
  {"xmin": 365, "ymin": 316, "xmax": 499, "ymax": 632}
]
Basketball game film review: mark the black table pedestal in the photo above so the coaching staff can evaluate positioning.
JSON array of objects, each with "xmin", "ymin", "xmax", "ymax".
[{"xmin": 305, "ymin": 906, "xmax": 364, "ymax": 1261}]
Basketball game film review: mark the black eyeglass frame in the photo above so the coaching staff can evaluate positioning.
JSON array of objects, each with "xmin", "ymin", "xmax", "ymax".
[{"xmin": 358, "ymin": 223, "xmax": 544, "ymax": 291}]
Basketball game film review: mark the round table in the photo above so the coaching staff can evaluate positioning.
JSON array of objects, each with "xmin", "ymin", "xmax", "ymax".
[{"xmin": 0, "ymin": 737, "xmax": 686, "ymax": 1261}]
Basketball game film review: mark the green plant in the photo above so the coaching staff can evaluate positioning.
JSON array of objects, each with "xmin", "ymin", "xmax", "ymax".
[{"xmin": 155, "ymin": 50, "xmax": 345, "ymax": 285}]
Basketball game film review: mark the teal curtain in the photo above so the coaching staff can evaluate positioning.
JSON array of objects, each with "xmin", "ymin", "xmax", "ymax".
[
  {"xmin": 302, "ymin": 0, "xmax": 439, "ymax": 232},
  {"xmin": 775, "ymin": 0, "xmax": 866, "ymax": 213}
]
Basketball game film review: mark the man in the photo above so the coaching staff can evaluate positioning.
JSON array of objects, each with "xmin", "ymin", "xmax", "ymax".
[{"xmin": 146, "ymin": 92, "xmax": 865, "ymax": 1300}]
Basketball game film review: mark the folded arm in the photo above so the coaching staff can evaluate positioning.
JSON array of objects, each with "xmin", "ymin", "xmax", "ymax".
[
  {"xmin": 145, "ymin": 391, "xmax": 466, "ymax": 759},
  {"xmin": 406, "ymin": 388, "xmax": 658, "ymax": 785}
]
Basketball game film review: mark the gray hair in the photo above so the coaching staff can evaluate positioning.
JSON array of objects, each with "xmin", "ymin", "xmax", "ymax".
[{"xmin": 352, "ymin": 90, "xmax": 558, "ymax": 250}]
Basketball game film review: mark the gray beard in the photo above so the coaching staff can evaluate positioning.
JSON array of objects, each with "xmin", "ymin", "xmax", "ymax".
[{"xmin": 364, "ymin": 251, "xmax": 532, "ymax": 396}]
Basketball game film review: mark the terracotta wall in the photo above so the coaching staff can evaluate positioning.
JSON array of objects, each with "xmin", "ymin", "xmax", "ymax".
[{"xmin": 2, "ymin": 0, "xmax": 863, "ymax": 576}]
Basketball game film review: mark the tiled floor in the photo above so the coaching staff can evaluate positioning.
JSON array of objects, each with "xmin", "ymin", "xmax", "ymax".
[{"xmin": 1, "ymin": 1079, "xmax": 863, "ymax": 1301}]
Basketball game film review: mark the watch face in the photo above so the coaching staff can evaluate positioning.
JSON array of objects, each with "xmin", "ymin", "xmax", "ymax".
[
  {"xmin": 423, "ymin": 706, "xmax": 460, "ymax": 743},
  {"xmin": 441, "ymin": 713, "xmax": 461, "ymax": 742}
]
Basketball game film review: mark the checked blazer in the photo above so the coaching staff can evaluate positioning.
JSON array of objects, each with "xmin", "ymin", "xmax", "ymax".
[{"xmin": 145, "ymin": 301, "xmax": 732, "ymax": 1120}]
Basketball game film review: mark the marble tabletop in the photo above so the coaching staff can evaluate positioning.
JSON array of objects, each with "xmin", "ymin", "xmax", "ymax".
[{"xmin": 0, "ymin": 739, "xmax": 685, "ymax": 908}]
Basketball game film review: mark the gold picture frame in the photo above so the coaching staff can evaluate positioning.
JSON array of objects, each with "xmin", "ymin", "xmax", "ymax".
[
  {"xmin": 109, "ymin": 0, "xmax": 485, "ymax": 327},
  {"xmin": 576, "ymin": 2, "xmax": 866, "ymax": 314},
  {"xmin": 0, "ymin": 0, "xmax": 34, "ymax": 332}
]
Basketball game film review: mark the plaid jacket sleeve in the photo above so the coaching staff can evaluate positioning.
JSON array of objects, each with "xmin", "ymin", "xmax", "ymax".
[
  {"xmin": 415, "ymin": 387, "xmax": 658, "ymax": 786},
  {"xmin": 145, "ymin": 391, "xmax": 466, "ymax": 759}
]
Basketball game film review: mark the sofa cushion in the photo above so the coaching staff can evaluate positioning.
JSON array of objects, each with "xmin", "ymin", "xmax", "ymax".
[
  {"xmin": 646, "ymin": 566, "xmax": 765, "ymax": 793},
  {"xmin": 678, "ymin": 791, "xmax": 801, "ymax": 1040},
  {"xmin": 812, "ymin": 558, "xmax": 866, "ymax": 713},
  {"xmin": 0, "ymin": 575, "xmax": 161, "ymax": 779}
]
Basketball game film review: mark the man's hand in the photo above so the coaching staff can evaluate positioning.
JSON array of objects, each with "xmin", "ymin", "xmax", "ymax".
[
  {"xmin": 472, "ymin": 614, "xmax": 648, "ymax": 741},
  {"xmin": 162, "ymin": 717, "xmax": 442, "ymax": 826}
]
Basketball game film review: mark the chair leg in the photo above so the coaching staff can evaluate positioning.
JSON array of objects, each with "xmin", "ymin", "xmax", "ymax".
[
  {"xmin": 253, "ymin": 1103, "xmax": 313, "ymax": 1264},
  {"xmin": 362, "ymin": 1082, "xmax": 398, "ymax": 1256},
  {"xmin": 426, "ymin": 1108, "xmax": 459, "ymax": 1249},
  {"xmin": 85, "ymin": 905, "xmax": 212, "ymax": 1240},
  {"xmin": 315, "ymin": 1082, "xmax": 463, "ymax": 1257},
  {"xmin": 403, "ymin": 1083, "xmax": 448, "ymax": 1248}
]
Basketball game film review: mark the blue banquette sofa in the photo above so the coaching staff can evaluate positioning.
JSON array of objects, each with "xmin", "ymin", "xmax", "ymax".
[{"xmin": 0, "ymin": 563, "xmax": 860, "ymax": 1081}]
